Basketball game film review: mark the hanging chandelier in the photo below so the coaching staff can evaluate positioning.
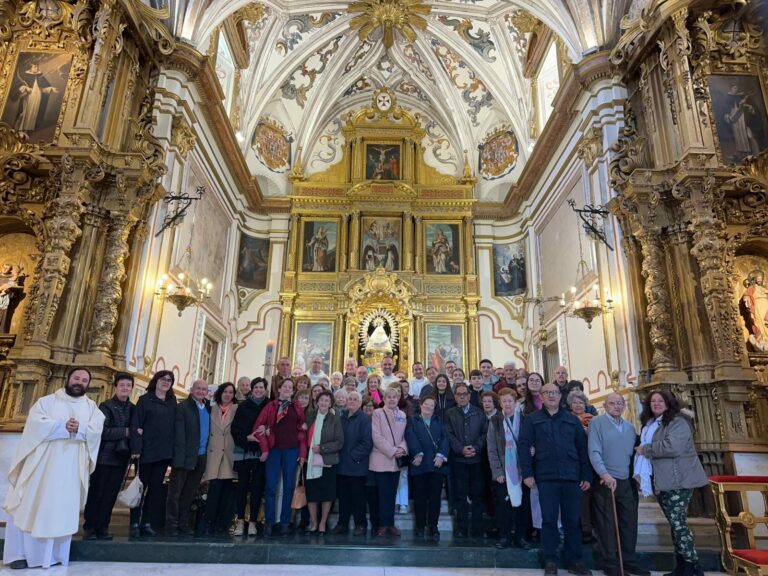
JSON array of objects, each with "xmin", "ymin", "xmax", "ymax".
[
  {"xmin": 155, "ymin": 247, "xmax": 213, "ymax": 316},
  {"xmin": 558, "ymin": 208, "xmax": 614, "ymax": 329}
]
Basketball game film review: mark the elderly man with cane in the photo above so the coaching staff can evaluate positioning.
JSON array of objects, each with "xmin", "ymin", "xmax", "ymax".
[{"xmin": 588, "ymin": 393, "xmax": 650, "ymax": 576}]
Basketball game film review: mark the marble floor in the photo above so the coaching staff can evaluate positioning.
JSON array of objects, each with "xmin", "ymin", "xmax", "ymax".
[{"xmin": 1, "ymin": 563, "xmax": 729, "ymax": 576}]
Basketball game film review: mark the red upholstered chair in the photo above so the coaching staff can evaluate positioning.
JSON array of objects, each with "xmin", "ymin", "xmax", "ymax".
[{"xmin": 709, "ymin": 476, "xmax": 768, "ymax": 576}]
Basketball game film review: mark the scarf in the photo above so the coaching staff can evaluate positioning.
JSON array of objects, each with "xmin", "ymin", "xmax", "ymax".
[
  {"xmin": 276, "ymin": 400, "xmax": 291, "ymax": 424},
  {"xmin": 634, "ymin": 417, "xmax": 661, "ymax": 496},
  {"xmin": 503, "ymin": 411, "xmax": 522, "ymax": 506},
  {"xmin": 307, "ymin": 411, "xmax": 326, "ymax": 480},
  {"xmin": 370, "ymin": 389, "xmax": 382, "ymax": 406}
]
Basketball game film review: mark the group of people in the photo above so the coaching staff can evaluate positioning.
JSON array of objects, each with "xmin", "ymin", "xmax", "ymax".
[{"xmin": 2, "ymin": 357, "xmax": 710, "ymax": 576}]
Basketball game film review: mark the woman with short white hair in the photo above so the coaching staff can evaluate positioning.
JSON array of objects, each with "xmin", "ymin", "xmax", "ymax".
[{"xmin": 330, "ymin": 371, "xmax": 344, "ymax": 392}]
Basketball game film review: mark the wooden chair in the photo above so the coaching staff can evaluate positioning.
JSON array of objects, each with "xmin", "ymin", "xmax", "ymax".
[{"xmin": 710, "ymin": 476, "xmax": 768, "ymax": 576}]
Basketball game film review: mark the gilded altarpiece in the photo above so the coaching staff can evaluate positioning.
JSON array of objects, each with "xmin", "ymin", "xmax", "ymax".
[
  {"xmin": 281, "ymin": 93, "xmax": 478, "ymax": 374},
  {"xmin": 608, "ymin": 0, "xmax": 768, "ymax": 494}
]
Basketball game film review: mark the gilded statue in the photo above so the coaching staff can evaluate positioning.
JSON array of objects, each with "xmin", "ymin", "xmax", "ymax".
[
  {"xmin": 739, "ymin": 269, "xmax": 768, "ymax": 353},
  {"xmin": 0, "ymin": 264, "xmax": 27, "ymax": 333}
]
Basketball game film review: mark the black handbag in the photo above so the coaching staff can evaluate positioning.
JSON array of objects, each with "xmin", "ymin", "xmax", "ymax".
[{"xmin": 383, "ymin": 410, "xmax": 409, "ymax": 468}]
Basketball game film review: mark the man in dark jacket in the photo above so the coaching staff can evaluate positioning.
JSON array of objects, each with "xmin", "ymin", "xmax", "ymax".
[
  {"xmin": 333, "ymin": 390, "xmax": 373, "ymax": 535},
  {"xmin": 519, "ymin": 383, "xmax": 592, "ymax": 576},
  {"xmin": 166, "ymin": 379, "xmax": 211, "ymax": 536},
  {"xmin": 83, "ymin": 372, "xmax": 135, "ymax": 540},
  {"xmin": 444, "ymin": 383, "xmax": 488, "ymax": 537}
]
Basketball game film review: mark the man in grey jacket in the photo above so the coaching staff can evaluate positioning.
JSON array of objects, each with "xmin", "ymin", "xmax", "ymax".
[{"xmin": 588, "ymin": 393, "xmax": 649, "ymax": 576}]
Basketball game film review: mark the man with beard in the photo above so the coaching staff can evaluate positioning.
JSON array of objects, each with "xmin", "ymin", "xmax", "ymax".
[{"xmin": 3, "ymin": 367, "xmax": 105, "ymax": 569}]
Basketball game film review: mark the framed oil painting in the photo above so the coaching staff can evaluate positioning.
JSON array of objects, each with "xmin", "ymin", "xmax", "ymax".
[
  {"xmin": 293, "ymin": 321, "xmax": 334, "ymax": 374},
  {"xmin": 709, "ymin": 74, "xmax": 768, "ymax": 164},
  {"xmin": 425, "ymin": 323, "xmax": 465, "ymax": 371},
  {"xmin": 301, "ymin": 220, "xmax": 337, "ymax": 272},
  {"xmin": 492, "ymin": 241, "xmax": 527, "ymax": 297},
  {"xmin": 236, "ymin": 233, "xmax": 270, "ymax": 290},
  {"xmin": 425, "ymin": 222, "xmax": 461, "ymax": 274},
  {"xmin": 365, "ymin": 143, "xmax": 401, "ymax": 180},
  {"xmin": 360, "ymin": 216, "xmax": 401, "ymax": 271},
  {"xmin": 0, "ymin": 52, "xmax": 73, "ymax": 143}
]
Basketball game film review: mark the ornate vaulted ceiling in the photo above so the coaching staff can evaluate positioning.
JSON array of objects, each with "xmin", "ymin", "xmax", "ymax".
[{"xmin": 167, "ymin": 0, "xmax": 633, "ymax": 202}]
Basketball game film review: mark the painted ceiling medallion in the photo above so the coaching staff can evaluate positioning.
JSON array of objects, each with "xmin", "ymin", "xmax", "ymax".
[
  {"xmin": 348, "ymin": 0, "xmax": 432, "ymax": 49},
  {"xmin": 478, "ymin": 126, "xmax": 518, "ymax": 180},
  {"xmin": 373, "ymin": 87, "xmax": 396, "ymax": 113}
]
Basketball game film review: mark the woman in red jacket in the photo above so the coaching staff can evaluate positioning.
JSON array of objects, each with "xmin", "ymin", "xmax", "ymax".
[{"xmin": 254, "ymin": 378, "xmax": 307, "ymax": 537}]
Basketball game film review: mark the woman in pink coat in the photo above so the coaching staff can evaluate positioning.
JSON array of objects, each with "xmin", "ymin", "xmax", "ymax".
[{"xmin": 369, "ymin": 386, "xmax": 408, "ymax": 537}]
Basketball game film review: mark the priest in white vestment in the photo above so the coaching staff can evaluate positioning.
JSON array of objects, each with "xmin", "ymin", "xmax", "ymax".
[{"xmin": 3, "ymin": 367, "xmax": 105, "ymax": 570}]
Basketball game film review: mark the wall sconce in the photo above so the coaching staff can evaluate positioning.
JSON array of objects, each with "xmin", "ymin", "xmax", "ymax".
[{"xmin": 560, "ymin": 283, "xmax": 613, "ymax": 328}]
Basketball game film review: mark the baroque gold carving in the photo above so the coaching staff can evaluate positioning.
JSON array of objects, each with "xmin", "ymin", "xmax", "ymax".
[
  {"xmin": 609, "ymin": 107, "xmax": 645, "ymax": 192},
  {"xmin": 576, "ymin": 125, "xmax": 604, "ymax": 167},
  {"xmin": 171, "ymin": 114, "xmax": 197, "ymax": 160},
  {"xmin": 636, "ymin": 228, "xmax": 676, "ymax": 370},
  {"xmin": 88, "ymin": 211, "xmax": 137, "ymax": 352},
  {"xmin": 0, "ymin": 123, "xmax": 44, "ymax": 198},
  {"xmin": 348, "ymin": 0, "xmax": 431, "ymax": 49}
]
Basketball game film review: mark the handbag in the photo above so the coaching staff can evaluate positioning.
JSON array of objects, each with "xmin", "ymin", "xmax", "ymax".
[
  {"xmin": 117, "ymin": 460, "xmax": 143, "ymax": 508},
  {"xmin": 291, "ymin": 463, "xmax": 307, "ymax": 509},
  {"xmin": 383, "ymin": 410, "xmax": 409, "ymax": 468}
]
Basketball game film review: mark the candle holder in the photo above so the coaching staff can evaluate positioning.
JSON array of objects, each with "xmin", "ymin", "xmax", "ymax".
[{"xmin": 155, "ymin": 249, "xmax": 213, "ymax": 316}]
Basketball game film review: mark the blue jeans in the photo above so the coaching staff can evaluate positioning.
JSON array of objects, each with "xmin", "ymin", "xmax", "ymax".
[
  {"xmin": 265, "ymin": 447, "xmax": 299, "ymax": 526},
  {"xmin": 538, "ymin": 480, "xmax": 583, "ymax": 566}
]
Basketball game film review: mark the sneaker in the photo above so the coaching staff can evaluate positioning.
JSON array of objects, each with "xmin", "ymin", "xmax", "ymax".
[
  {"xmin": 545, "ymin": 562, "xmax": 558, "ymax": 576},
  {"xmin": 233, "ymin": 519, "xmax": 245, "ymax": 536},
  {"xmin": 247, "ymin": 522, "xmax": 258, "ymax": 537},
  {"xmin": 140, "ymin": 524, "xmax": 158, "ymax": 537},
  {"xmin": 567, "ymin": 564, "xmax": 592, "ymax": 576}
]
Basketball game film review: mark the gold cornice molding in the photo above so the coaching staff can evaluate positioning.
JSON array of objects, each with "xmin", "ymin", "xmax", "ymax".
[
  {"xmin": 504, "ymin": 51, "xmax": 615, "ymax": 216},
  {"xmin": 161, "ymin": 43, "xmax": 264, "ymax": 211},
  {"xmin": 473, "ymin": 202, "xmax": 513, "ymax": 219}
]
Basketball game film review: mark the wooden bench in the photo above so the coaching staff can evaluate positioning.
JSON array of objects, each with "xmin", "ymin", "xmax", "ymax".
[{"xmin": 710, "ymin": 476, "xmax": 768, "ymax": 575}]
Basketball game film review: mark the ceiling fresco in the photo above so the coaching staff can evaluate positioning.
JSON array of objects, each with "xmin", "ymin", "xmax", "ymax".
[{"xmin": 165, "ymin": 0, "xmax": 632, "ymax": 201}]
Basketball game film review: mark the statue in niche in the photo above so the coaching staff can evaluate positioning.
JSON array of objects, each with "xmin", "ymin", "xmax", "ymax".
[
  {"xmin": 0, "ymin": 264, "xmax": 28, "ymax": 333},
  {"xmin": 739, "ymin": 269, "xmax": 768, "ymax": 353},
  {"xmin": 365, "ymin": 317, "xmax": 393, "ymax": 356}
]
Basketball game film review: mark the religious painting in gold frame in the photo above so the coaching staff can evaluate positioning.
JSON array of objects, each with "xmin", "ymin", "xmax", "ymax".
[
  {"xmin": 709, "ymin": 74, "xmax": 768, "ymax": 165},
  {"xmin": 425, "ymin": 323, "xmax": 465, "ymax": 371},
  {"xmin": 425, "ymin": 222, "xmax": 461, "ymax": 275},
  {"xmin": 300, "ymin": 218, "xmax": 338, "ymax": 273},
  {"xmin": 292, "ymin": 321, "xmax": 334, "ymax": 374},
  {"xmin": 360, "ymin": 216, "xmax": 402, "ymax": 271},
  {"xmin": 365, "ymin": 142, "xmax": 401, "ymax": 180},
  {"xmin": 0, "ymin": 51, "xmax": 73, "ymax": 143}
]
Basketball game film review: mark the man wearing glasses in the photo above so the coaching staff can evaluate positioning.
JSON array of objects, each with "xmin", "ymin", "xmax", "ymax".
[
  {"xmin": 588, "ymin": 393, "xmax": 649, "ymax": 576},
  {"xmin": 444, "ymin": 383, "xmax": 488, "ymax": 538},
  {"xmin": 519, "ymin": 384, "xmax": 592, "ymax": 576}
]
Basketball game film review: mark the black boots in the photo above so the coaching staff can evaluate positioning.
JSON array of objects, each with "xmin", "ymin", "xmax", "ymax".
[{"xmin": 663, "ymin": 554, "xmax": 684, "ymax": 576}]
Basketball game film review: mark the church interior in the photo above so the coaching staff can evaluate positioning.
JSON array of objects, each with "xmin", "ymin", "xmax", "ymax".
[{"xmin": 2, "ymin": 0, "xmax": 768, "ymax": 569}]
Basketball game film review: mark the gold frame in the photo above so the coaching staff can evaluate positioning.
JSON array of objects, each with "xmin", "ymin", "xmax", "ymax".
[
  {"xmin": 299, "ymin": 216, "xmax": 341, "ymax": 274},
  {"xmin": 292, "ymin": 320, "xmax": 335, "ymax": 375},
  {"xmin": 424, "ymin": 220, "xmax": 463, "ymax": 275},
  {"xmin": 424, "ymin": 322, "xmax": 467, "ymax": 371},
  {"xmin": 359, "ymin": 214, "xmax": 403, "ymax": 271},
  {"xmin": 707, "ymin": 70, "xmax": 768, "ymax": 167},
  {"xmin": 0, "ymin": 48, "xmax": 76, "ymax": 145},
  {"xmin": 490, "ymin": 240, "xmax": 528, "ymax": 299},
  {"xmin": 363, "ymin": 140, "xmax": 402, "ymax": 181}
]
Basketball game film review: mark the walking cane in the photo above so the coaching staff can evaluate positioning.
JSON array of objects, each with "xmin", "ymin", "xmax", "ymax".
[{"xmin": 610, "ymin": 487, "xmax": 625, "ymax": 576}]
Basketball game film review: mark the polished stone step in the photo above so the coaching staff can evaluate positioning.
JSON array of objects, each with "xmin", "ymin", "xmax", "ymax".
[{"xmin": 65, "ymin": 533, "xmax": 723, "ymax": 570}]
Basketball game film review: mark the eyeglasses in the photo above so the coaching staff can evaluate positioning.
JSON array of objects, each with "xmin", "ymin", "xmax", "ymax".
[
  {"xmin": 541, "ymin": 390, "xmax": 561, "ymax": 396},
  {"xmin": 455, "ymin": 392, "xmax": 469, "ymax": 397},
  {"xmin": 606, "ymin": 401, "xmax": 625, "ymax": 406}
]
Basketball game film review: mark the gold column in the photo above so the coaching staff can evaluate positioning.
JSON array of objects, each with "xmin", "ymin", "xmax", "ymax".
[
  {"xmin": 467, "ymin": 304, "xmax": 479, "ymax": 369},
  {"xmin": 334, "ymin": 313, "xmax": 346, "ymax": 371},
  {"xmin": 403, "ymin": 214, "xmax": 413, "ymax": 271},
  {"xmin": 339, "ymin": 214, "xmax": 349, "ymax": 272},
  {"xmin": 286, "ymin": 214, "xmax": 300, "ymax": 272},
  {"xmin": 463, "ymin": 215, "xmax": 475, "ymax": 275},
  {"xmin": 349, "ymin": 210, "xmax": 360, "ymax": 270},
  {"xmin": 279, "ymin": 301, "xmax": 294, "ymax": 360},
  {"xmin": 414, "ymin": 216, "xmax": 423, "ymax": 274},
  {"xmin": 414, "ymin": 313, "xmax": 425, "ymax": 364}
]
